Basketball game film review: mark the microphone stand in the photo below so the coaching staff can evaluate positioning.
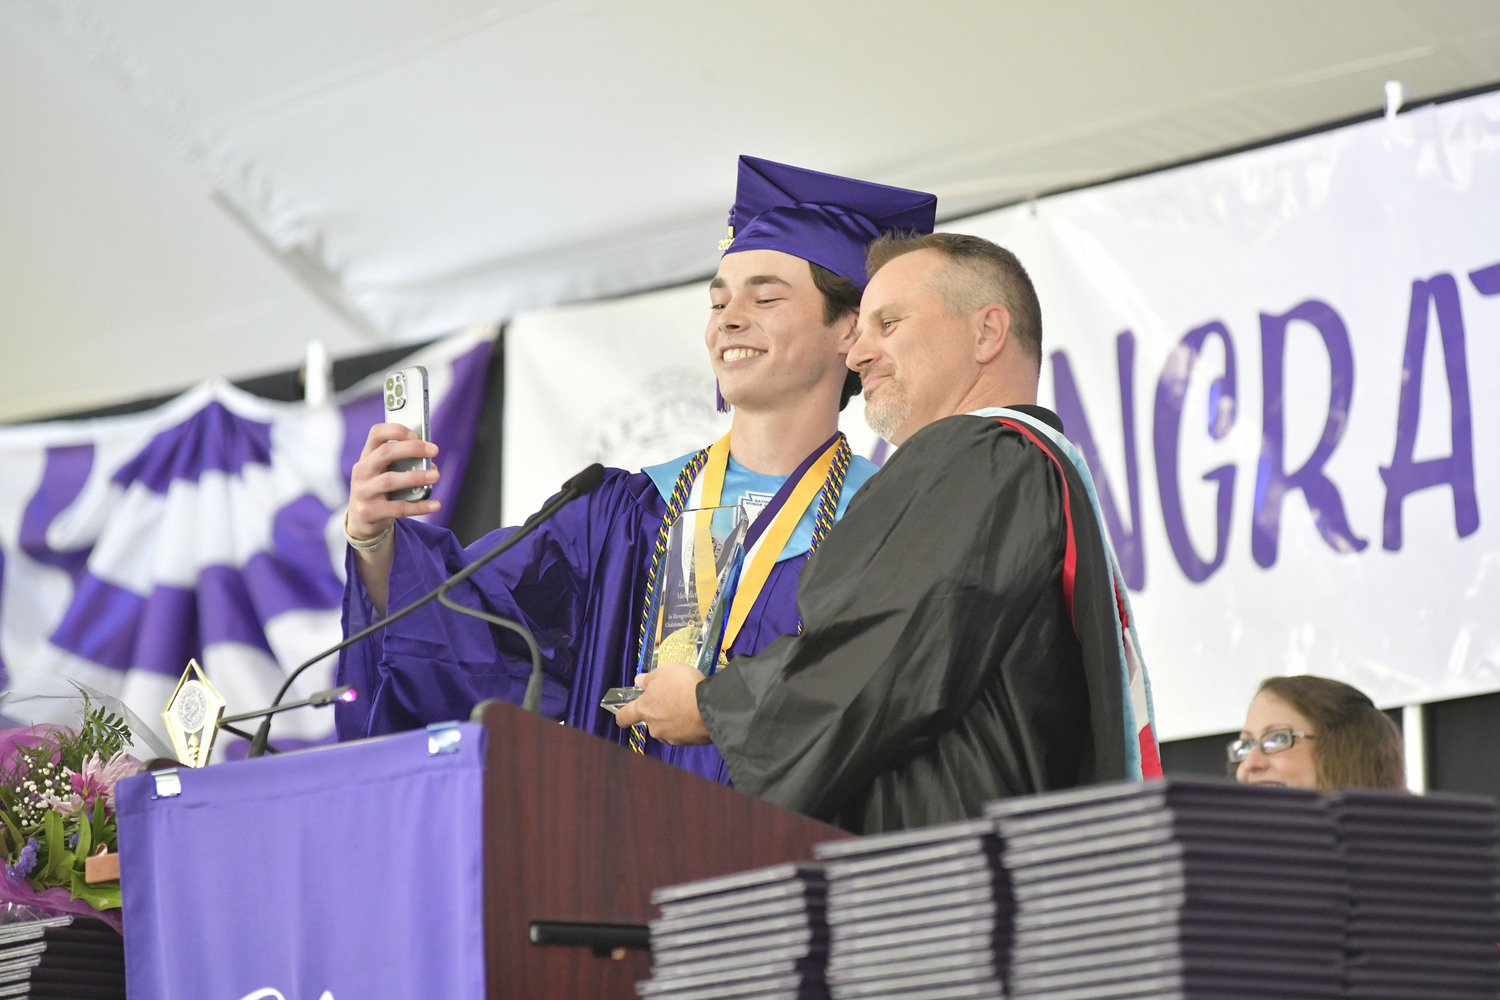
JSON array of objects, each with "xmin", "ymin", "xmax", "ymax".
[
  {"xmin": 246, "ymin": 464, "xmax": 606, "ymax": 758},
  {"xmin": 220, "ymin": 722, "xmax": 280, "ymax": 754},
  {"xmin": 436, "ymin": 590, "xmax": 546, "ymax": 711}
]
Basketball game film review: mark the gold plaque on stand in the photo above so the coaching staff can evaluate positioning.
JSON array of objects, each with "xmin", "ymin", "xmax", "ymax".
[{"xmin": 162, "ymin": 659, "xmax": 226, "ymax": 767}]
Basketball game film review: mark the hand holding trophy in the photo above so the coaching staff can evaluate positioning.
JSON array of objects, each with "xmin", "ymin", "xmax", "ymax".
[{"xmin": 602, "ymin": 504, "xmax": 748, "ymax": 715}]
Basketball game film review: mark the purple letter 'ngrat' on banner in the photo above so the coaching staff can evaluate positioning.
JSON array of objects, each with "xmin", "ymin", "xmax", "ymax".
[
  {"xmin": 1469, "ymin": 261, "xmax": 1500, "ymax": 297},
  {"xmin": 1154, "ymin": 321, "xmax": 1238, "ymax": 583},
  {"xmin": 1252, "ymin": 299, "xmax": 1367, "ymax": 568},
  {"xmin": 1050, "ymin": 332, "xmax": 1145, "ymax": 590},
  {"xmin": 1379, "ymin": 274, "xmax": 1479, "ymax": 550}
]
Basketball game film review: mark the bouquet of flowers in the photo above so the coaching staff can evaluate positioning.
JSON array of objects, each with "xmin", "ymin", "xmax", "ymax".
[{"xmin": 0, "ymin": 691, "xmax": 139, "ymax": 914}]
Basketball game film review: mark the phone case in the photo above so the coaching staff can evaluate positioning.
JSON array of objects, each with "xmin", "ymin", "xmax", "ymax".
[{"xmin": 383, "ymin": 366, "xmax": 432, "ymax": 501}]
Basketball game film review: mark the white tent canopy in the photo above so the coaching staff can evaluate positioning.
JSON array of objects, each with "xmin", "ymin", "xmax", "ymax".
[{"xmin": 3, "ymin": 0, "xmax": 1498, "ymax": 422}]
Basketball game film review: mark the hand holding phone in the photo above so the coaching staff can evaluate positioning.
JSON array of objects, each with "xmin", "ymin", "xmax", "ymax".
[
  {"xmin": 382, "ymin": 366, "xmax": 432, "ymax": 502},
  {"xmin": 344, "ymin": 368, "xmax": 441, "ymax": 555}
]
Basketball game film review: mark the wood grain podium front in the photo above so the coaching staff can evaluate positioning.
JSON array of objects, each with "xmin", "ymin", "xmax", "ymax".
[{"xmin": 476, "ymin": 699, "xmax": 849, "ymax": 999}]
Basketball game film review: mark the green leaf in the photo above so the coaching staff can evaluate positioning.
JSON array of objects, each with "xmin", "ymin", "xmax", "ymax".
[
  {"xmin": 68, "ymin": 870, "xmax": 121, "ymax": 910},
  {"xmin": 41, "ymin": 811, "xmax": 67, "ymax": 884},
  {"xmin": 67, "ymin": 686, "xmax": 132, "ymax": 764},
  {"xmin": 0, "ymin": 810, "xmax": 19, "ymax": 856},
  {"xmin": 73, "ymin": 813, "xmax": 92, "ymax": 861}
]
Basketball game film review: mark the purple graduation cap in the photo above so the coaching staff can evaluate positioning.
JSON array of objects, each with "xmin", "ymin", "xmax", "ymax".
[
  {"xmin": 714, "ymin": 156, "xmax": 937, "ymax": 412},
  {"xmin": 720, "ymin": 155, "xmax": 938, "ymax": 289}
]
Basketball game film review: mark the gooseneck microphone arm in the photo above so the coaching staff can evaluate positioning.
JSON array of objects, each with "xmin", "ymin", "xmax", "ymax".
[
  {"xmin": 436, "ymin": 589, "xmax": 545, "ymax": 707},
  {"xmin": 219, "ymin": 686, "xmax": 358, "ymax": 726},
  {"xmin": 245, "ymin": 464, "xmax": 606, "ymax": 759}
]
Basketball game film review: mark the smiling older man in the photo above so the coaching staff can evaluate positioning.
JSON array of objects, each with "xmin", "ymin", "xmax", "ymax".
[{"xmin": 621, "ymin": 232, "xmax": 1161, "ymax": 833}]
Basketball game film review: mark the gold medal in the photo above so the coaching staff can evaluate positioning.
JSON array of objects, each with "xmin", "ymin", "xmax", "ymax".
[{"xmin": 655, "ymin": 624, "xmax": 702, "ymax": 665}]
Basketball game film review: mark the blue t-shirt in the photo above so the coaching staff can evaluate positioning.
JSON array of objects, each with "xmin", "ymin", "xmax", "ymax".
[{"xmin": 642, "ymin": 449, "xmax": 878, "ymax": 561}]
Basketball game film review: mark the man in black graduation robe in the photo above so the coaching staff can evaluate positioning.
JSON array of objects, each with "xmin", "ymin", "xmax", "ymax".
[{"xmin": 616, "ymin": 232, "xmax": 1160, "ymax": 834}]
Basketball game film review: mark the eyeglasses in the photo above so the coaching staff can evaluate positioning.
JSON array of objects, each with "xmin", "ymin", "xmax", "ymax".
[{"xmin": 1226, "ymin": 728, "xmax": 1315, "ymax": 764}]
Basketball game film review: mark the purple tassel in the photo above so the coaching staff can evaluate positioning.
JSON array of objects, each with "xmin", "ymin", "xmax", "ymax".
[{"xmin": 715, "ymin": 381, "xmax": 730, "ymax": 414}]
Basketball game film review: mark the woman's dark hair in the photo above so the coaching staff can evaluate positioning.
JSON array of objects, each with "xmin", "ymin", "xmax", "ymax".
[
  {"xmin": 808, "ymin": 261, "xmax": 864, "ymax": 410},
  {"xmin": 1256, "ymin": 676, "xmax": 1405, "ymax": 791}
]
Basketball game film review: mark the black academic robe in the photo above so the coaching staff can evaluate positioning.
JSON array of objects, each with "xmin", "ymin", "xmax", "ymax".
[{"xmin": 697, "ymin": 408, "xmax": 1129, "ymax": 834}]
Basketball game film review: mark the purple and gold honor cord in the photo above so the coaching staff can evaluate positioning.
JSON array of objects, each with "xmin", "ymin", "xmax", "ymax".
[{"xmin": 629, "ymin": 433, "xmax": 852, "ymax": 755}]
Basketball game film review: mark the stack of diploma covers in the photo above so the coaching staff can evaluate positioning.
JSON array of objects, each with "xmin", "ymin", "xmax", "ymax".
[
  {"xmin": 813, "ymin": 819, "xmax": 1012, "ymax": 1000},
  {"xmin": 635, "ymin": 779, "xmax": 1500, "ymax": 998},
  {"xmin": 0, "ymin": 913, "xmax": 124, "ymax": 999},
  {"xmin": 1327, "ymin": 788, "xmax": 1500, "ymax": 999},
  {"xmin": 638, "ymin": 862, "xmax": 830, "ymax": 1000},
  {"xmin": 988, "ymin": 779, "xmax": 1346, "ymax": 1000}
]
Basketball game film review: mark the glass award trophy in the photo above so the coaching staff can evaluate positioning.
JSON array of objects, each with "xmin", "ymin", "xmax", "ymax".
[{"xmin": 601, "ymin": 504, "xmax": 748, "ymax": 714}]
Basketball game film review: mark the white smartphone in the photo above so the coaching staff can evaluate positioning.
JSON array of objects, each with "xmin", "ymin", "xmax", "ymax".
[{"xmin": 382, "ymin": 366, "xmax": 432, "ymax": 502}]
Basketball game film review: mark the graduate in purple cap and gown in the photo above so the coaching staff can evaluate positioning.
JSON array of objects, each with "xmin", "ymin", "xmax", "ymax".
[{"xmin": 334, "ymin": 156, "xmax": 938, "ymax": 784}]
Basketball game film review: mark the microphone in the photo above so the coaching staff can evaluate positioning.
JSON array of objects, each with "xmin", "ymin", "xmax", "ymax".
[
  {"xmin": 219, "ymin": 686, "xmax": 358, "ymax": 727},
  {"xmin": 246, "ymin": 464, "xmax": 607, "ymax": 758}
]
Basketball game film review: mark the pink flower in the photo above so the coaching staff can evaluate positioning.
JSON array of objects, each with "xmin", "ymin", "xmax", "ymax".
[{"xmin": 55, "ymin": 751, "xmax": 138, "ymax": 815}]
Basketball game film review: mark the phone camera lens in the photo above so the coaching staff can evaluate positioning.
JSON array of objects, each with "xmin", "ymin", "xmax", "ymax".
[
  {"xmin": 385, "ymin": 378, "xmax": 394, "ymax": 390},
  {"xmin": 394, "ymin": 384, "xmax": 404, "ymax": 398},
  {"xmin": 386, "ymin": 394, "xmax": 396, "ymax": 408}
]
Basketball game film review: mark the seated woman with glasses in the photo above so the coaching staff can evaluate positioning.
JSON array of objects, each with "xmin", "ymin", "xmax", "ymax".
[{"xmin": 1229, "ymin": 675, "xmax": 1405, "ymax": 790}]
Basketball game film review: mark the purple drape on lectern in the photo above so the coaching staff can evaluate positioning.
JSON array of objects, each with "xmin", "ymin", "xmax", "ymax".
[
  {"xmin": 117, "ymin": 725, "xmax": 486, "ymax": 1000},
  {"xmin": 334, "ymin": 468, "xmax": 807, "ymax": 784}
]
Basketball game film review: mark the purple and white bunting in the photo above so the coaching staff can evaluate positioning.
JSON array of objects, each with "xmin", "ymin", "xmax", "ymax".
[{"xmin": 0, "ymin": 326, "xmax": 493, "ymax": 756}]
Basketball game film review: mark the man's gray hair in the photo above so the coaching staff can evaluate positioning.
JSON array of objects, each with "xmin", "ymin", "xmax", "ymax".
[{"xmin": 867, "ymin": 232, "xmax": 1043, "ymax": 371}]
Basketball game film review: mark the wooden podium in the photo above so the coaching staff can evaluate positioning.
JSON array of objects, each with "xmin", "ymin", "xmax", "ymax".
[{"xmin": 476, "ymin": 698, "xmax": 849, "ymax": 999}]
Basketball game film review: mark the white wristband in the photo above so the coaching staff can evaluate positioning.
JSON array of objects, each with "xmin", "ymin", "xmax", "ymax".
[{"xmin": 344, "ymin": 513, "xmax": 392, "ymax": 552}]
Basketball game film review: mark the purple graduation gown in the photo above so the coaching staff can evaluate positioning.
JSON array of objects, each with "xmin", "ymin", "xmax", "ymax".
[{"xmin": 334, "ymin": 467, "xmax": 814, "ymax": 783}]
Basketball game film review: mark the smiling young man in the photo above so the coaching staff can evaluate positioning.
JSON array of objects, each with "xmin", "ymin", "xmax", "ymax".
[
  {"xmin": 619, "ymin": 232, "xmax": 1161, "ymax": 831},
  {"xmin": 335, "ymin": 156, "xmax": 936, "ymax": 783}
]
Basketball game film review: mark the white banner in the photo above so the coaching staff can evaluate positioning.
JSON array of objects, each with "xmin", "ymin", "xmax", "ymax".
[{"xmin": 503, "ymin": 91, "xmax": 1500, "ymax": 740}]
